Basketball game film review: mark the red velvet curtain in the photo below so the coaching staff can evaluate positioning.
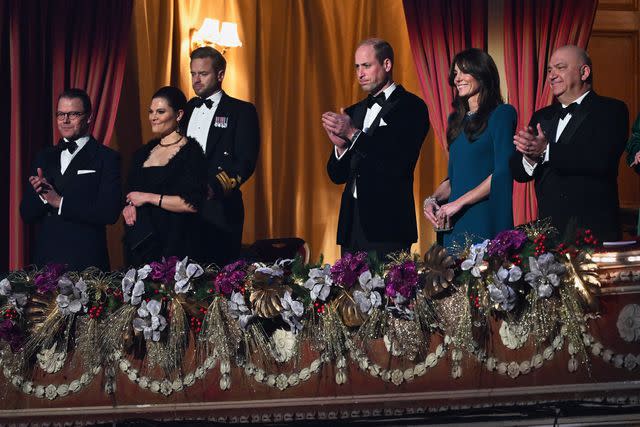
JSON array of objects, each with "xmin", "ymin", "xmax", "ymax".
[
  {"xmin": 504, "ymin": 0, "xmax": 598, "ymax": 225},
  {"xmin": 403, "ymin": 0, "xmax": 488, "ymax": 150},
  {"xmin": 4, "ymin": 0, "xmax": 132, "ymax": 271}
]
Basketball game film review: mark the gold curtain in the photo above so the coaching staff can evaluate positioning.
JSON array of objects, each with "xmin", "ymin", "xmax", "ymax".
[{"xmin": 107, "ymin": 0, "xmax": 447, "ymax": 268}]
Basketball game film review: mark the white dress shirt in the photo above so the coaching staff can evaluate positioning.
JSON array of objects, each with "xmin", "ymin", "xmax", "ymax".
[
  {"xmin": 335, "ymin": 83, "xmax": 397, "ymax": 198},
  {"xmin": 522, "ymin": 91, "xmax": 590, "ymax": 175},
  {"xmin": 187, "ymin": 90, "xmax": 223, "ymax": 152},
  {"xmin": 41, "ymin": 135, "xmax": 90, "ymax": 214}
]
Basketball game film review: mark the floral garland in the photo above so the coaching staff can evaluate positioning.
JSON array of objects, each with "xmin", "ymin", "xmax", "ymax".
[{"xmin": 0, "ymin": 221, "xmax": 609, "ymax": 399}]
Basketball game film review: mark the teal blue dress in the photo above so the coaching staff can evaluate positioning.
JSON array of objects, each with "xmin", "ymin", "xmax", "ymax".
[{"xmin": 442, "ymin": 104, "xmax": 516, "ymax": 250}]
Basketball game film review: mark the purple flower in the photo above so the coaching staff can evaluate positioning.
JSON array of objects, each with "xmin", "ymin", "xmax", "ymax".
[
  {"xmin": 149, "ymin": 257, "xmax": 179, "ymax": 284},
  {"xmin": 33, "ymin": 263, "xmax": 66, "ymax": 294},
  {"xmin": 0, "ymin": 319, "xmax": 23, "ymax": 352},
  {"xmin": 487, "ymin": 230, "xmax": 528, "ymax": 259},
  {"xmin": 215, "ymin": 260, "xmax": 248, "ymax": 296},
  {"xmin": 330, "ymin": 252, "xmax": 369, "ymax": 288},
  {"xmin": 385, "ymin": 261, "xmax": 418, "ymax": 299}
]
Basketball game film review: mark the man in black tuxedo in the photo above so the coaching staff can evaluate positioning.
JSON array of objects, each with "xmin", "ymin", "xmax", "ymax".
[
  {"xmin": 20, "ymin": 89, "xmax": 121, "ymax": 271},
  {"xmin": 184, "ymin": 46, "xmax": 260, "ymax": 265},
  {"xmin": 322, "ymin": 38, "xmax": 430, "ymax": 258},
  {"xmin": 510, "ymin": 45, "xmax": 629, "ymax": 241}
]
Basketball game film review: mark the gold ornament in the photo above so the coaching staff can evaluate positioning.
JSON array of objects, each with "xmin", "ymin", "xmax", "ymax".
[
  {"xmin": 334, "ymin": 289, "xmax": 367, "ymax": 327},
  {"xmin": 24, "ymin": 295, "xmax": 55, "ymax": 333},
  {"xmin": 249, "ymin": 285, "xmax": 288, "ymax": 318},
  {"xmin": 422, "ymin": 245, "xmax": 455, "ymax": 298},
  {"xmin": 563, "ymin": 251, "xmax": 600, "ymax": 312}
]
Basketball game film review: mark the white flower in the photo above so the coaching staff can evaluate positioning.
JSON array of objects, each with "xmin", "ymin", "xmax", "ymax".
[
  {"xmin": 461, "ymin": 240, "xmax": 489, "ymax": 277},
  {"xmin": 271, "ymin": 328, "xmax": 296, "ymax": 363},
  {"xmin": 486, "ymin": 357, "xmax": 497, "ymax": 371},
  {"xmin": 122, "ymin": 267, "xmax": 149, "ymax": 306},
  {"xmin": 160, "ymin": 380, "xmax": 172, "ymax": 395},
  {"xmin": 280, "ymin": 291, "xmax": 304, "ymax": 334},
  {"xmin": 254, "ymin": 259, "xmax": 292, "ymax": 277},
  {"xmin": 183, "ymin": 373, "xmax": 195, "ymax": 386},
  {"xmin": 507, "ymin": 361, "xmax": 520, "ymax": 378},
  {"xmin": 543, "ymin": 346, "xmax": 554, "ymax": 360},
  {"xmin": 617, "ymin": 304, "xmax": 640, "ymax": 342},
  {"xmin": 499, "ymin": 320, "xmax": 529, "ymax": 349},
  {"xmin": 603, "ymin": 349, "xmax": 614, "ymax": 363},
  {"xmin": 36, "ymin": 342, "xmax": 67, "ymax": 374},
  {"xmin": 132, "ymin": 300, "xmax": 167, "ymax": 341},
  {"xmin": 299, "ymin": 368, "xmax": 310, "ymax": 381},
  {"xmin": 276, "ymin": 373, "xmax": 289, "ymax": 389},
  {"xmin": 425, "ymin": 353, "xmax": 438, "ymax": 368},
  {"xmin": 525, "ymin": 253, "xmax": 566, "ymax": 298},
  {"xmin": 591, "ymin": 342, "xmax": 603, "ymax": 356},
  {"xmin": 174, "ymin": 256, "xmax": 204, "ymax": 294},
  {"xmin": 353, "ymin": 271, "xmax": 384, "ymax": 314},
  {"xmin": 532, "ymin": 354, "xmax": 544, "ymax": 369},
  {"xmin": 227, "ymin": 291, "xmax": 255, "ymax": 329},
  {"xmin": 0, "ymin": 278, "xmax": 11, "ymax": 295},
  {"xmin": 519, "ymin": 360, "xmax": 531, "ymax": 375},
  {"xmin": 625, "ymin": 354, "xmax": 637, "ymax": 371},
  {"xmin": 57, "ymin": 384, "xmax": 69, "ymax": 397},
  {"xmin": 56, "ymin": 277, "xmax": 89, "ymax": 315},
  {"xmin": 383, "ymin": 335, "xmax": 403, "ymax": 357},
  {"xmin": 69, "ymin": 380, "xmax": 81, "ymax": 392},
  {"xmin": 487, "ymin": 282, "xmax": 517, "ymax": 311},
  {"xmin": 150, "ymin": 381, "xmax": 160, "ymax": 393},
  {"xmin": 288, "ymin": 373, "xmax": 300, "ymax": 386},
  {"xmin": 304, "ymin": 264, "xmax": 333, "ymax": 302},
  {"xmin": 172, "ymin": 378, "xmax": 183, "ymax": 391},
  {"xmin": 391, "ymin": 369, "xmax": 404, "ymax": 385},
  {"xmin": 45, "ymin": 384, "xmax": 58, "ymax": 400},
  {"xmin": 414, "ymin": 363, "xmax": 426, "ymax": 376}
]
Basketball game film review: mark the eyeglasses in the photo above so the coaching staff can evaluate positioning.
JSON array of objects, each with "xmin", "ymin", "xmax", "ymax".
[{"xmin": 56, "ymin": 111, "xmax": 85, "ymax": 120}]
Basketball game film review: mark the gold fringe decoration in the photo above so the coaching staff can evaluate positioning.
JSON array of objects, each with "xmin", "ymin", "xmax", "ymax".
[
  {"xmin": 22, "ymin": 305, "xmax": 66, "ymax": 361},
  {"xmin": 165, "ymin": 299, "xmax": 189, "ymax": 373},
  {"xmin": 100, "ymin": 305, "xmax": 137, "ymax": 356},
  {"xmin": 318, "ymin": 305, "xmax": 349, "ymax": 361},
  {"xmin": 559, "ymin": 283, "xmax": 590, "ymax": 370},
  {"xmin": 563, "ymin": 252, "xmax": 600, "ymax": 312},
  {"xmin": 198, "ymin": 297, "xmax": 241, "ymax": 362},
  {"xmin": 438, "ymin": 282, "xmax": 473, "ymax": 351},
  {"xmin": 75, "ymin": 317, "xmax": 102, "ymax": 370}
]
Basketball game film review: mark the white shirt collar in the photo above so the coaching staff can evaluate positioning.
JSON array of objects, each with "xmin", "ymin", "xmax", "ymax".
[
  {"xmin": 196, "ymin": 90, "xmax": 223, "ymax": 108},
  {"xmin": 562, "ymin": 90, "xmax": 590, "ymax": 108},
  {"xmin": 378, "ymin": 82, "xmax": 397, "ymax": 100}
]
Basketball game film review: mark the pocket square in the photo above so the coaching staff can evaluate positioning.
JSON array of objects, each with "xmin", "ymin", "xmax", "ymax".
[
  {"xmin": 379, "ymin": 118, "xmax": 387, "ymax": 127},
  {"xmin": 77, "ymin": 170, "xmax": 96, "ymax": 175}
]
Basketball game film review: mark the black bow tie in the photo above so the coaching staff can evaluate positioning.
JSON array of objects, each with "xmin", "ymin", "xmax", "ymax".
[
  {"xmin": 194, "ymin": 98, "xmax": 213, "ymax": 109},
  {"xmin": 366, "ymin": 92, "xmax": 386, "ymax": 108},
  {"xmin": 58, "ymin": 139, "xmax": 78, "ymax": 154},
  {"xmin": 559, "ymin": 102, "xmax": 578, "ymax": 119}
]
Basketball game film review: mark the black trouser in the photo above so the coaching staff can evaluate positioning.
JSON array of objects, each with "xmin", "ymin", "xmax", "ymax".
[{"xmin": 341, "ymin": 198, "xmax": 410, "ymax": 261}]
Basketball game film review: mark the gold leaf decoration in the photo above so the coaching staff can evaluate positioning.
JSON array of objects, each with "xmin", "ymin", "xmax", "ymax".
[
  {"xmin": 422, "ymin": 244, "xmax": 455, "ymax": 298},
  {"xmin": 334, "ymin": 289, "xmax": 366, "ymax": 327},
  {"xmin": 249, "ymin": 285, "xmax": 288, "ymax": 318},
  {"xmin": 563, "ymin": 251, "xmax": 600, "ymax": 312}
]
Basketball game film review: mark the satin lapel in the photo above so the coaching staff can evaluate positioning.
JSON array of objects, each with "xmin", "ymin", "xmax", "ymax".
[
  {"xmin": 556, "ymin": 92, "xmax": 594, "ymax": 145},
  {"xmin": 366, "ymin": 85, "xmax": 404, "ymax": 135},
  {"xmin": 205, "ymin": 93, "xmax": 229, "ymax": 158},
  {"xmin": 351, "ymin": 101, "xmax": 367, "ymax": 129},
  {"xmin": 56, "ymin": 138, "xmax": 99, "ymax": 194}
]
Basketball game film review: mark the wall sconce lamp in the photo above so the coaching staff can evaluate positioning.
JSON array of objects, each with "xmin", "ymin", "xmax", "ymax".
[{"xmin": 191, "ymin": 18, "xmax": 242, "ymax": 54}]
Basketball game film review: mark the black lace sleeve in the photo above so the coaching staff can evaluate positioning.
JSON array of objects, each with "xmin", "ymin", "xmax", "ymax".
[
  {"xmin": 174, "ymin": 138, "xmax": 207, "ymax": 211},
  {"xmin": 126, "ymin": 142, "xmax": 155, "ymax": 193}
]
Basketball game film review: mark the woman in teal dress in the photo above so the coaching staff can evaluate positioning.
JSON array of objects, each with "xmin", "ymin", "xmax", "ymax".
[
  {"xmin": 625, "ymin": 113, "xmax": 640, "ymax": 235},
  {"xmin": 423, "ymin": 48, "xmax": 516, "ymax": 250}
]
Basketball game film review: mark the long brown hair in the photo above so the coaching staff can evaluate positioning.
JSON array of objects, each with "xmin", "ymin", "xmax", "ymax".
[{"xmin": 446, "ymin": 49, "xmax": 503, "ymax": 146}]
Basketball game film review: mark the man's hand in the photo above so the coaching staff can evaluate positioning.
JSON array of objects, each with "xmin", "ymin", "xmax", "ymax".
[
  {"xmin": 122, "ymin": 205, "xmax": 137, "ymax": 226},
  {"xmin": 514, "ymin": 123, "xmax": 548, "ymax": 164},
  {"xmin": 322, "ymin": 109, "xmax": 358, "ymax": 141},
  {"xmin": 28, "ymin": 168, "xmax": 52, "ymax": 194}
]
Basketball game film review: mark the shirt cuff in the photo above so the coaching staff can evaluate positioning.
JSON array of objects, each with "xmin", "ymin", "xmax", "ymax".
[
  {"xmin": 39, "ymin": 195, "xmax": 48, "ymax": 204},
  {"xmin": 334, "ymin": 145, "xmax": 349, "ymax": 160},
  {"xmin": 58, "ymin": 197, "xmax": 64, "ymax": 215},
  {"xmin": 522, "ymin": 156, "xmax": 537, "ymax": 176},
  {"xmin": 543, "ymin": 144, "xmax": 550, "ymax": 163}
]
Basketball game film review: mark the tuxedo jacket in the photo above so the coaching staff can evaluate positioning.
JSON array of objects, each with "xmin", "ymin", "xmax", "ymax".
[
  {"xmin": 183, "ymin": 92, "xmax": 260, "ymax": 241},
  {"xmin": 510, "ymin": 91, "xmax": 629, "ymax": 241},
  {"xmin": 327, "ymin": 85, "xmax": 430, "ymax": 245},
  {"xmin": 20, "ymin": 138, "xmax": 122, "ymax": 271}
]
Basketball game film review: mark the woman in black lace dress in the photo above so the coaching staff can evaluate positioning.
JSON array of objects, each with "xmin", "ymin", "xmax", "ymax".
[{"xmin": 122, "ymin": 86, "xmax": 207, "ymax": 266}]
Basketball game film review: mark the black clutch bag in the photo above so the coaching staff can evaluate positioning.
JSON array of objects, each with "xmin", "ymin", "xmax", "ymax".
[{"xmin": 124, "ymin": 207, "xmax": 157, "ymax": 256}]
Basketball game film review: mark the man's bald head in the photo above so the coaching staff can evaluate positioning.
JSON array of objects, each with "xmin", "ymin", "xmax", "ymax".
[{"xmin": 547, "ymin": 45, "xmax": 592, "ymax": 104}]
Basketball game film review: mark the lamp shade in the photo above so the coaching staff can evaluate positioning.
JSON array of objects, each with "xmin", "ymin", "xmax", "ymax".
[
  {"xmin": 218, "ymin": 22, "xmax": 242, "ymax": 47},
  {"xmin": 198, "ymin": 18, "xmax": 220, "ymax": 44}
]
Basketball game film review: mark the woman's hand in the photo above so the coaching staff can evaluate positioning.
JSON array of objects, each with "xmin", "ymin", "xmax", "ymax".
[
  {"xmin": 126, "ymin": 191, "xmax": 152, "ymax": 207},
  {"xmin": 632, "ymin": 151, "xmax": 640, "ymax": 167},
  {"xmin": 437, "ymin": 200, "xmax": 464, "ymax": 226},
  {"xmin": 122, "ymin": 205, "xmax": 137, "ymax": 226},
  {"xmin": 423, "ymin": 197, "xmax": 440, "ymax": 227}
]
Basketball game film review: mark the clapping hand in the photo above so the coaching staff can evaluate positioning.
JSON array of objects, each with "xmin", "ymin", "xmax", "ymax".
[
  {"xmin": 322, "ymin": 109, "xmax": 358, "ymax": 154},
  {"xmin": 29, "ymin": 168, "xmax": 61, "ymax": 208},
  {"xmin": 513, "ymin": 123, "xmax": 548, "ymax": 162},
  {"xmin": 631, "ymin": 151, "xmax": 640, "ymax": 167}
]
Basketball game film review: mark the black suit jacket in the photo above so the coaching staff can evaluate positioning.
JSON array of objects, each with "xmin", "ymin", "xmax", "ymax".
[
  {"xmin": 327, "ymin": 85, "xmax": 430, "ymax": 245},
  {"xmin": 183, "ymin": 92, "xmax": 260, "ymax": 242},
  {"xmin": 20, "ymin": 138, "xmax": 122, "ymax": 270},
  {"xmin": 510, "ymin": 91, "xmax": 629, "ymax": 241}
]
